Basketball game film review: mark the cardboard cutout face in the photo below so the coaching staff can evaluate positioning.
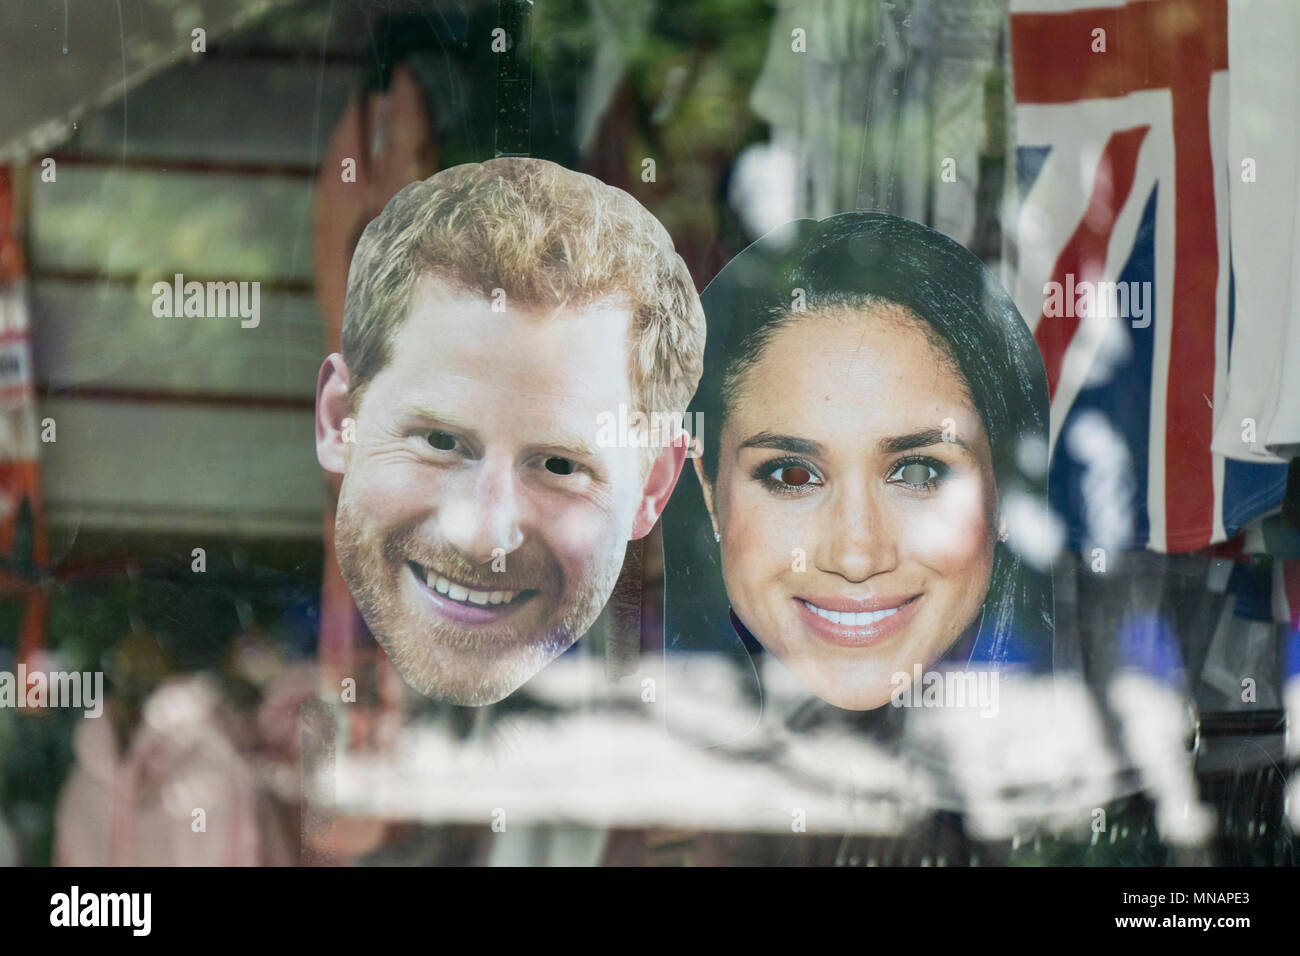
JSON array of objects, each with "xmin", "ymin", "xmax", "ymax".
[
  {"xmin": 664, "ymin": 213, "xmax": 1054, "ymax": 726},
  {"xmin": 326, "ymin": 283, "xmax": 647, "ymax": 705},
  {"xmin": 694, "ymin": 305, "xmax": 1001, "ymax": 711},
  {"xmin": 316, "ymin": 159, "xmax": 699, "ymax": 706}
]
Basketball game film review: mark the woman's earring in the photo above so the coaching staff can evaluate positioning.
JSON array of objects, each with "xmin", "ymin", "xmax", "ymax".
[
  {"xmin": 713, "ymin": 530, "xmax": 721, "ymax": 543},
  {"xmin": 997, "ymin": 525, "xmax": 1009, "ymax": 543}
]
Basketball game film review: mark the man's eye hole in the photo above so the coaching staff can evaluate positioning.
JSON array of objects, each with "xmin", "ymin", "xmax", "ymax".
[
  {"xmin": 896, "ymin": 462, "xmax": 938, "ymax": 485},
  {"xmin": 775, "ymin": 465, "xmax": 813, "ymax": 486},
  {"xmin": 544, "ymin": 457, "xmax": 577, "ymax": 476},
  {"xmin": 427, "ymin": 431, "xmax": 457, "ymax": 451}
]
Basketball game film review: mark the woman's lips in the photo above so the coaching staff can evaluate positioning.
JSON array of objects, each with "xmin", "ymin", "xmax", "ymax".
[
  {"xmin": 406, "ymin": 563, "xmax": 534, "ymax": 627},
  {"xmin": 793, "ymin": 593, "xmax": 923, "ymax": 647}
]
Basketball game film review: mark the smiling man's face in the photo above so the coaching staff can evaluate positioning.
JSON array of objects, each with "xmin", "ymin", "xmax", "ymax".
[{"xmin": 323, "ymin": 277, "xmax": 663, "ymax": 704}]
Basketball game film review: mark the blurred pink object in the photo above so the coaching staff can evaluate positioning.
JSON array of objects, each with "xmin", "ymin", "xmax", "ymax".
[{"xmin": 54, "ymin": 674, "xmax": 297, "ymax": 866}]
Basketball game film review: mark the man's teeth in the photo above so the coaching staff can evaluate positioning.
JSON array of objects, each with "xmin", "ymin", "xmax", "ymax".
[
  {"xmin": 422, "ymin": 568, "xmax": 519, "ymax": 606},
  {"xmin": 801, "ymin": 599, "xmax": 904, "ymax": 626}
]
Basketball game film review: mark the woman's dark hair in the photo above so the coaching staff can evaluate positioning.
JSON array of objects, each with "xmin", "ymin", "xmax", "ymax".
[{"xmin": 662, "ymin": 213, "xmax": 1055, "ymax": 736}]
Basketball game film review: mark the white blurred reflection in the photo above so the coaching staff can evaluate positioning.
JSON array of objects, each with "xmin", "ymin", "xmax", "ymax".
[
  {"xmin": 1108, "ymin": 670, "xmax": 1214, "ymax": 847},
  {"xmin": 326, "ymin": 657, "xmax": 1144, "ymax": 848}
]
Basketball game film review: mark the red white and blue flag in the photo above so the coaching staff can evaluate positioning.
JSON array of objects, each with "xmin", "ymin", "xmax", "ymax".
[{"xmin": 1007, "ymin": 0, "xmax": 1288, "ymax": 554}]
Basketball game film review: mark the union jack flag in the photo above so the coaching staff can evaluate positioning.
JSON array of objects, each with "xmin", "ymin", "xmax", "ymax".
[{"xmin": 1007, "ymin": 0, "xmax": 1288, "ymax": 553}]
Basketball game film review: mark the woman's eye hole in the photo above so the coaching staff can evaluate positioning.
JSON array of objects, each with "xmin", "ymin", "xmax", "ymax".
[
  {"xmin": 896, "ymin": 462, "xmax": 937, "ymax": 485},
  {"xmin": 544, "ymin": 457, "xmax": 576, "ymax": 476},
  {"xmin": 775, "ymin": 465, "xmax": 813, "ymax": 487},
  {"xmin": 427, "ymin": 431, "xmax": 457, "ymax": 451}
]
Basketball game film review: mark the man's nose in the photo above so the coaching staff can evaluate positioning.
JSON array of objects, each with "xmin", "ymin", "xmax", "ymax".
[
  {"xmin": 437, "ymin": 459, "xmax": 526, "ymax": 564},
  {"xmin": 815, "ymin": 482, "xmax": 897, "ymax": 583}
]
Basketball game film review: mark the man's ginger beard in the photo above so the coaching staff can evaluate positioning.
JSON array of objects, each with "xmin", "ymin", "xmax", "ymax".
[{"xmin": 332, "ymin": 484, "xmax": 623, "ymax": 706}]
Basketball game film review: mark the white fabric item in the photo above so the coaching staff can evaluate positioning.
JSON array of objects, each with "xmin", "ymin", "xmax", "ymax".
[
  {"xmin": 576, "ymin": 0, "xmax": 654, "ymax": 153},
  {"xmin": 749, "ymin": 0, "xmax": 1003, "ymax": 244},
  {"xmin": 1211, "ymin": 0, "xmax": 1300, "ymax": 462}
]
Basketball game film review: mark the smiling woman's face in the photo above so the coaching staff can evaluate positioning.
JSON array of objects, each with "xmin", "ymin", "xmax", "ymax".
[{"xmin": 697, "ymin": 304, "xmax": 999, "ymax": 710}]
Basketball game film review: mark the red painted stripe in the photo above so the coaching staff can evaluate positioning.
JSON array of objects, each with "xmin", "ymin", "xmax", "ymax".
[
  {"xmin": 45, "ymin": 152, "xmax": 317, "ymax": 181},
  {"xmin": 1033, "ymin": 126, "xmax": 1148, "ymax": 398},
  {"xmin": 36, "ymin": 385, "xmax": 314, "ymax": 411}
]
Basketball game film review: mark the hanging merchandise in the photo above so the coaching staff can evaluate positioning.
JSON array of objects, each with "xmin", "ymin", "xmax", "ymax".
[
  {"xmin": 1209, "ymin": 0, "xmax": 1300, "ymax": 464},
  {"xmin": 0, "ymin": 165, "xmax": 48, "ymax": 673},
  {"xmin": 750, "ymin": 0, "xmax": 1006, "ymax": 245},
  {"xmin": 1005, "ymin": 0, "xmax": 1289, "ymax": 554}
]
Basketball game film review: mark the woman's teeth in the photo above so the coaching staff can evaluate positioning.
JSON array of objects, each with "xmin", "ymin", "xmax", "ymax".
[
  {"xmin": 801, "ymin": 599, "xmax": 903, "ymax": 627},
  {"xmin": 413, "ymin": 564, "xmax": 520, "ymax": 606}
]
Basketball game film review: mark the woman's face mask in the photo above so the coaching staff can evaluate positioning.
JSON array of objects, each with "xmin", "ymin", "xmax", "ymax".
[{"xmin": 697, "ymin": 306, "xmax": 1000, "ymax": 710}]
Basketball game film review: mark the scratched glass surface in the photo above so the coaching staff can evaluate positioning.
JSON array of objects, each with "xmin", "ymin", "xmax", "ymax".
[{"xmin": 0, "ymin": 0, "xmax": 1295, "ymax": 867}]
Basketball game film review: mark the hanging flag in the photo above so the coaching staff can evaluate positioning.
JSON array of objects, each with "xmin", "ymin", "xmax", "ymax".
[
  {"xmin": 1006, "ymin": 0, "xmax": 1289, "ymax": 554},
  {"xmin": 0, "ymin": 165, "xmax": 49, "ymax": 669}
]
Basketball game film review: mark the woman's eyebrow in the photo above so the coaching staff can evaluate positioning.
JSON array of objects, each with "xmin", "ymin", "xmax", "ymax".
[
  {"xmin": 878, "ymin": 428, "xmax": 971, "ymax": 454},
  {"xmin": 739, "ymin": 432, "xmax": 824, "ymax": 456}
]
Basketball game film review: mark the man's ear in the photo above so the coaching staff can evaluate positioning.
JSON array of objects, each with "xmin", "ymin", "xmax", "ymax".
[
  {"xmin": 316, "ymin": 353, "xmax": 352, "ymax": 475},
  {"xmin": 630, "ymin": 432, "xmax": 690, "ymax": 540},
  {"xmin": 691, "ymin": 454, "xmax": 719, "ymax": 539}
]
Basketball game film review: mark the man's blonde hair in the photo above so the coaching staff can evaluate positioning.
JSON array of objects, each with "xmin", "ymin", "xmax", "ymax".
[{"xmin": 342, "ymin": 158, "xmax": 705, "ymax": 422}]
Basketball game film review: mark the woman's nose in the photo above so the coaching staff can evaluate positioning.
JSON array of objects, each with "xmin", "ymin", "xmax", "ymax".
[{"xmin": 815, "ymin": 483, "xmax": 897, "ymax": 583}]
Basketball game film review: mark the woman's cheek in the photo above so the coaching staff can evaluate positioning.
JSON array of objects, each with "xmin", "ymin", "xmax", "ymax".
[
  {"xmin": 901, "ymin": 476, "xmax": 992, "ymax": 569},
  {"xmin": 719, "ymin": 481, "xmax": 803, "ymax": 587}
]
